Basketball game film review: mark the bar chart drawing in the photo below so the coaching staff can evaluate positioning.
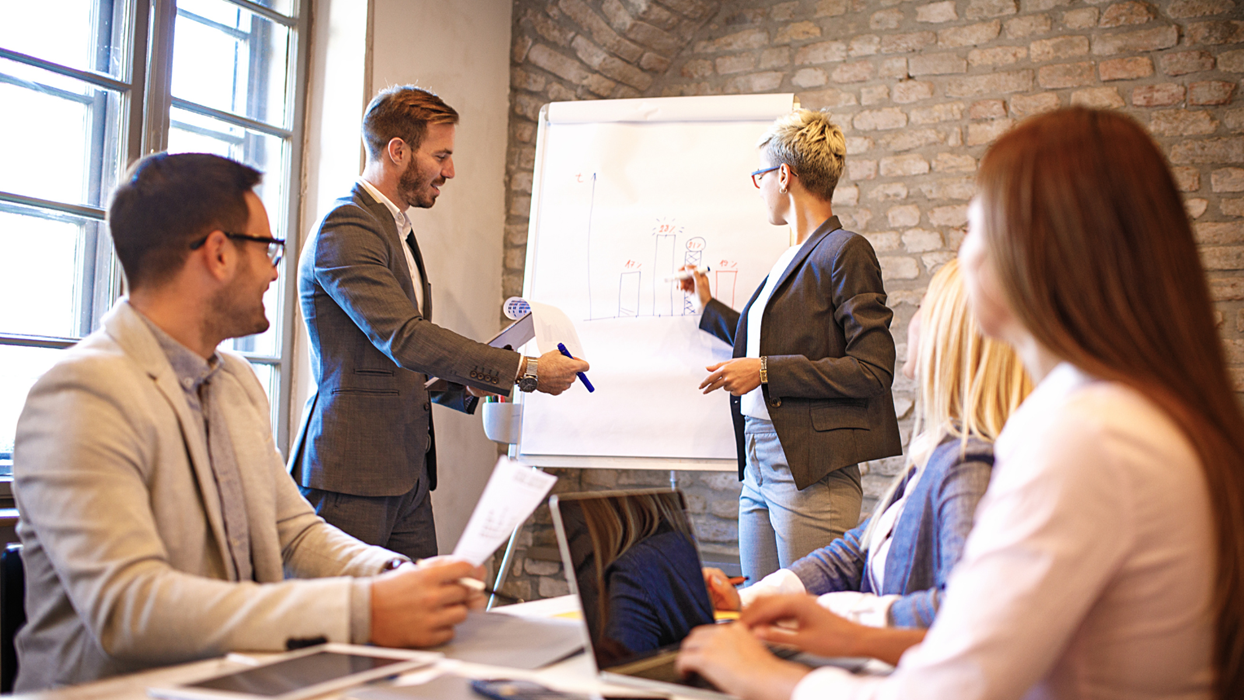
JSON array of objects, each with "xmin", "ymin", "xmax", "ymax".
[
  {"xmin": 683, "ymin": 237, "xmax": 705, "ymax": 315},
  {"xmin": 618, "ymin": 270, "xmax": 640, "ymax": 317}
]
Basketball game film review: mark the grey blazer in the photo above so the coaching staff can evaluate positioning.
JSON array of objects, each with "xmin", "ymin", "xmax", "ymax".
[
  {"xmin": 700, "ymin": 216, "xmax": 902, "ymax": 489},
  {"xmin": 13, "ymin": 302, "xmax": 395, "ymax": 690},
  {"xmin": 289, "ymin": 184, "xmax": 521, "ymax": 497}
]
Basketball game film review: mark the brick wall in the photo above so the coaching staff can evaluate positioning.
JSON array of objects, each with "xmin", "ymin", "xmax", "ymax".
[{"xmin": 494, "ymin": 0, "xmax": 1244, "ymax": 603}]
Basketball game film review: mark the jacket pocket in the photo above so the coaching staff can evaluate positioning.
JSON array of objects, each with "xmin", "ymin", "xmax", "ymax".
[{"xmin": 810, "ymin": 399, "xmax": 870, "ymax": 432}]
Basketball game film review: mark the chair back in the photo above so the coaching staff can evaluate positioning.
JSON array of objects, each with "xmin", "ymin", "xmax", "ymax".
[{"xmin": 1, "ymin": 543, "xmax": 25, "ymax": 693}]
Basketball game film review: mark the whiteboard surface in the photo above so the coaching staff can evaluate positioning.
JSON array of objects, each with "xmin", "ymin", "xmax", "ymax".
[{"xmin": 518, "ymin": 95, "xmax": 796, "ymax": 470}]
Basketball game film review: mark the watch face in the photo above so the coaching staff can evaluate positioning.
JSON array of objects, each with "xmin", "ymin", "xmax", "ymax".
[{"xmin": 519, "ymin": 375, "xmax": 538, "ymax": 392}]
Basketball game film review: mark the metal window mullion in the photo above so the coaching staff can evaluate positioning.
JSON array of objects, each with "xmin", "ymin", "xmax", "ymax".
[
  {"xmin": 0, "ymin": 335, "xmax": 79, "ymax": 350},
  {"xmin": 0, "ymin": 191, "xmax": 107, "ymax": 221},
  {"xmin": 222, "ymin": 0, "xmax": 297, "ymax": 28},
  {"xmin": 143, "ymin": 0, "xmax": 177, "ymax": 154},
  {"xmin": 0, "ymin": 48, "xmax": 131, "ymax": 94},
  {"xmin": 170, "ymin": 97, "xmax": 292, "ymax": 139}
]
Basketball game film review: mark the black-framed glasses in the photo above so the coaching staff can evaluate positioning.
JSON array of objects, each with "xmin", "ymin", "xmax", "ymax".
[
  {"xmin": 191, "ymin": 232, "xmax": 286, "ymax": 267},
  {"xmin": 751, "ymin": 165, "xmax": 780, "ymax": 188}
]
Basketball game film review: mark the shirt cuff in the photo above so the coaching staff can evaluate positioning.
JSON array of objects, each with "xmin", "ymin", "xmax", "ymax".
[
  {"xmin": 816, "ymin": 591, "xmax": 901, "ymax": 628},
  {"xmin": 350, "ymin": 579, "xmax": 372, "ymax": 644},
  {"xmin": 739, "ymin": 568, "xmax": 806, "ymax": 608}
]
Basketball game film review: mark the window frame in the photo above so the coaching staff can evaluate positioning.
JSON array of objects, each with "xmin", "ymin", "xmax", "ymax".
[{"xmin": 0, "ymin": 0, "xmax": 311, "ymax": 493}]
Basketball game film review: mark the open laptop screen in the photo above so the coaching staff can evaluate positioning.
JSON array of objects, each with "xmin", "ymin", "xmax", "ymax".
[{"xmin": 553, "ymin": 490, "xmax": 716, "ymax": 671}]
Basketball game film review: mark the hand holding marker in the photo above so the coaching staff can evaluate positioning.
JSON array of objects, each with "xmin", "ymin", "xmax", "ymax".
[
  {"xmin": 557, "ymin": 343, "xmax": 595, "ymax": 393},
  {"xmin": 663, "ymin": 265, "xmax": 711, "ymax": 282}
]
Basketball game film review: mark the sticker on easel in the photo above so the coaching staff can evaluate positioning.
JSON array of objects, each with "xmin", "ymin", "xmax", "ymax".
[{"xmin": 503, "ymin": 297, "xmax": 531, "ymax": 320}]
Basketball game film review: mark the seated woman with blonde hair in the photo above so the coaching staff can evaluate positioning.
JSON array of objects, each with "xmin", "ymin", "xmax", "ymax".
[
  {"xmin": 678, "ymin": 107, "xmax": 1244, "ymax": 700},
  {"xmin": 705, "ymin": 257, "xmax": 1031, "ymax": 630}
]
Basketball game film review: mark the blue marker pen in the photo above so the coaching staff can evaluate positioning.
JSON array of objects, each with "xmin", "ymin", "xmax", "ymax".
[{"xmin": 556, "ymin": 343, "xmax": 595, "ymax": 393}]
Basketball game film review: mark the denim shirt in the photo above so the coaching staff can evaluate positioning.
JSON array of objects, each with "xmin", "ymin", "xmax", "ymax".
[{"xmin": 788, "ymin": 434, "xmax": 994, "ymax": 628}]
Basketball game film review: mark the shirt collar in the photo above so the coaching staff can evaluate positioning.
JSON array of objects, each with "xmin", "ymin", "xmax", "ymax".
[
  {"xmin": 134, "ymin": 309, "xmax": 221, "ymax": 394},
  {"xmin": 358, "ymin": 178, "xmax": 410, "ymax": 234}
]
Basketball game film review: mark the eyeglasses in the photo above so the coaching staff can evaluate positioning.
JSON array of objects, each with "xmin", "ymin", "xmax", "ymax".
[
  {"xmin": 751, "ymin": 165, "xmax": 780, "ymax": 189},
  {"xmin": 191, "ymin": 231, "xmax": 285, "ymax": 267}
]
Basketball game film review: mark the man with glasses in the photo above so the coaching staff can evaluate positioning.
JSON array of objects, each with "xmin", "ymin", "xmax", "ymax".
[
  {"xmin": 12, "ymin": 153, "xmax": 486, "ymax": 691},
  {"xmin": 290, "ymin": 85, "xmax": 587, "ymax": 561}
]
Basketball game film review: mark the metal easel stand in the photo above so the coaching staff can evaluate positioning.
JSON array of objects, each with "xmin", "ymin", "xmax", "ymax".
[{"xmin": 488, "ymin": 520, "xmax": 525, "ymax": 611}]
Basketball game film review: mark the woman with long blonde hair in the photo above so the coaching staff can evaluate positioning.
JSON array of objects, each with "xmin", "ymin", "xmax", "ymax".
[
  {"xmin": 705, "ymin": 258, "xmax": 1031, "ymax": 629},
  {"xmin": 678, "ymin": 107, "xmax": 1244, "ymax": 700}
]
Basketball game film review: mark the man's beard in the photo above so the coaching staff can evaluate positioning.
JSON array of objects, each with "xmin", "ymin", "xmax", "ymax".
[
  {"xmin": 398, "ymin": 157, "xmax": 437, "ymax": 209},
  {"xmin": 204, "ymin": 256, "xmax": 269, "ymax": 344}
]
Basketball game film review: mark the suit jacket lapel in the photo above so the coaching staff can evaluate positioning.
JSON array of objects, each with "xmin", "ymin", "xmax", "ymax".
[
  {"xmin": 764, "ymin": 215, "xmax": 843, "ymax": 312},
  {"xmin": 351, "ymin": 183, "xmax": 429, "ymax": 318},
  {"xmin": 404, "ymin": 233, "xmax": 433, "ymax": 322}
]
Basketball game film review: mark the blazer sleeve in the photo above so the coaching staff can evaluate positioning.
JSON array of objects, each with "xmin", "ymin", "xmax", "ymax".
[
  {"xmin": 14, "ymin": 359, "xmax": 369, "ymax": 663},
  {"xmin": 785, "ymin": 520, "xmax": 870, "ymax": 595},
  {"xmin": 699, "ymin": 298, "xmax": 742, "ymax": 347},
  {"xmin": 766, "ymin": 235, "xmax": 895, "ymax": 400},
  {"xmin": 311, "ymin": 204, "xmax": 521, "ymax": 394}
]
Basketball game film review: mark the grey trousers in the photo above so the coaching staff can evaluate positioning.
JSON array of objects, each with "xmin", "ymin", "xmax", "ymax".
[
  {"xmin": 300, "ymin": 477, "xmax": 438, "ymax": 561},
  {"xmin": 738, "ymin": 417, "xmax": 863, "ymax": 583}
]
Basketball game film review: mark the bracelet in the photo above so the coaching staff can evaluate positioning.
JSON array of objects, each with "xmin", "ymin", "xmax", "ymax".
[{"xmin": 759, "ymin": 356, "xmax": 768, "ymax": 384}]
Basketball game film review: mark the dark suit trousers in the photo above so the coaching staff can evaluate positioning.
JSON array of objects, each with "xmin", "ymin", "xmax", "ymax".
[{"xmin": 300, "ymin": 479, "xmax": 437, "ymax": 560}]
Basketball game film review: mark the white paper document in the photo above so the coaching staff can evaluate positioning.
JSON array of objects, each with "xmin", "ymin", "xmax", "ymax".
[
  {"xmin": 528, "ymin": 301, "xmax": 585, "ymax": 358},
  {"xmin": 451, "ymin": 457, "xmax": 558, "ymax": 566}
]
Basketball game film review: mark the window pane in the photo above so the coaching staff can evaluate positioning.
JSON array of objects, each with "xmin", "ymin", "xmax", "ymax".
[
  {"xmin": 0, "ymin": 0, "xmax": 129, "ymax": 78},
  {"xmin": 0, "ymin": 345, "xmax": 65, "ymax": 478},
  {"xmin": 172, "ymin": 0, "xmax": 292, "ymax": 129},
  {"xmin": 0, "ymin": 207, "xmax": 109, "ymax": 339},
  {"xmin": 0, "ymin": 57, "xmax": 126, "ymax": 209},
  {"xmin": 246, "ymin": 361, "xmax": 279, "ymax": 432}
]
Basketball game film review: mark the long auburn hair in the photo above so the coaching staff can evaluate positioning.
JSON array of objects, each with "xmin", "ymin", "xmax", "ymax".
[{"xmin": 976, "ymin": 107, "xmax": 1244, "ymax": 698}]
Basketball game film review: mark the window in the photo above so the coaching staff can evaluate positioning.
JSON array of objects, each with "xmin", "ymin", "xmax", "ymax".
[{"xmin": 0, "ymin": 0, "xmax": 309, "ymax": 480}]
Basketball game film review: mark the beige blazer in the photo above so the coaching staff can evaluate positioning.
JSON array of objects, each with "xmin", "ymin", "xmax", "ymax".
[{"xmin": 13, "ymin": 301, "xmax": 394, "ymax": 690}]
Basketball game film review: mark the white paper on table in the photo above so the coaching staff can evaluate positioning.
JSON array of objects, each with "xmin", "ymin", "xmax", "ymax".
[
  {"xmin": 451, "ymin": 457, "xmax": 558, "ymax": 566},
  {"xmin": 528, "ymin": 301, "xmax": 585, "ymax": 359}
]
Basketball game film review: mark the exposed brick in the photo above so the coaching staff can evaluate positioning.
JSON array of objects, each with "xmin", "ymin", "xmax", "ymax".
[
  {"xmin": 918, "ymin": 1, "xmax": 958, "ymax": 23},
  {"xmin": 1099, "ymin": 56, "xmax": 1154, "ymax": 81},
  {"xmin": 1062, "ymin": 7, "xmax": 1099, "ymax": 28},
  {"xmin": 759, "ymin": 47, "xmax": 791, "ymax": 69},
  {"xmin": 971, "ymin": 99, "xmax": 1009, "ymax": 120},
  {"xmin": 1170, "ymin": 137, "xmax": 1244, "ymax": 165},
  {"xmin": 512, "ymin": 66, "xmax": 547, "ymax": 92},
  {"xmin": 661, "ymin": 0, "xmax": 715, "ymax": 20},
  {"xmin": 1168, "ymin": 0, "xmax": 1238, "ymax": 17},
  {"xmin": 833, "ymin": 185, "xmax": 860, "ymax": 206},
  {"xmin": 947, "ymin": 70, "xmax": 1034, "ymax": 96},
  {"xmin": 919, "ymin": 176, "xmax": 977, "ymax": 200},
  {"xmin": 848, "ymin": 159, "xmax": 878, "ymax": 181},
  {"xmin": 815, "ymin": 0, "xmax": 850, "ymax": 16},
  {"xmin": 1223, "ymin": 198, "xmax": 1244, "ymax": 216},
  {"xmin": 1186, "ymin": 198, "xmax": 1209, "ymax": 218},
  {"xmin": 1006, "ymin": 14, "xmax": 1053, "ymax": 37},
  {"xmin": 716, "ymin": 54, "xmax": 756, "ymax": 74},
  {"xmin": 850, "ymin": 35, "xmax": 882, "ymax": 57},
  {"xmin": 1026, "ymin": 0, "xmax": 1074, "ymax": 10},
  {"xmin": 1187, "ymin": 20, "xmax": 1244, "ymax": 45},
  {"xmin": 1010, "ymin": 91, "xmax": 1062, "ymax": 117},
  {"xmin": 870, "ymin": 183, "xmax": 910, "ymax": 200},
  {"xmin": 724, "ymin": 71, "xmax": 784, "ymax": 93},
  {"xmin": 509, "ymin": 194, "xmax": 532, "ymax": 219},
  {"xmin": 723, "ymin": 8, "xmax": 766, "ymax": 24},
  {"xmin": 1239, "ymin": 308, "xmax": 1244, "ymax": 331},
  {"xmin": 903, "ymin": 229, "xmax": 944, "ymax": 252},
  {"xmin": 598, "ymin": 55, "xmax": 653, "ymax": 90},
  {"xmin": 1221, "ymin": 50, "xmax": 1244, "ymax": 73},
  {"xmin": 795, "ymin": 40, "xmax": 848, "ymax": 65},
  {"xmin": 880, "ymin": 255, "xmax": 921, "ymax": 280},
  {"xmin": 800, "ymin": 87, "xmax": 859, "ymax": 109},
  {"xmin": 969, "ymin": 46, "xmax": 1029, "ymax": 66},
  {"xmin": 933, "ymin": 152, "xmax": 977, "ymax": 172},
  {"xmin": 966, "ymin": 0, "xmax": 1019, "ymax": 20},
  {"xmin": 602, "ymin": 0, "xmax": 634, "ymax": 31},
  {"xmin": 527, "ymin": 9, "xmax": 576, "ymax": 46},
  {"xmin": 861, "ymin": 84, "xmax": 890, "ymax": 104},
  {"xmin": 512, "ymin": 121, "xmax": 536, "ymax": 144},
  {"xmin": 512, "ymin": 92, "xmax": 544, "ymax": 121},
  {"xmin": 1190, "ymin": 81, "xmax": 1237, "ymax": 106},
  {"xmin": 547, "ymin": 82, "xmax": 576, "ymax": 101},
  {"xmin": 863, "ymin": 231, "xmax": 901, "ymax": 252},
  {"xmin": 558, "ymin": 0, "xmax": 645, "ymax": 62},
  {"xmin": 1161, "ymin": 51, "xmax": 1216, "ymax": 76},
  {"xmin": 882, "ymin": 31, "xmax": 938, "ymax": 53},
  {"xmin": 882, "ymin": 128, "xmax": 946, "ymax": 151},
  {"xmin": 1201, "ymin": 246, "xmax": 1244, "ymax": 270},
  {"xmin": 1151, "ymin": 109, "xmax": 1220, "ymax": 136},
  {"xmin": 1132, "ymin": 83, "xmax": 1186, "ymax": 107},
  {"xmin": 1099, "ymin": 1, "xmax": 1155, "ymax": 27},
  {"xmin": 584, "ymin": 73, "xmax": 617, "ymax": 97},
  {"xmin": 771, "ymin": 1, "xmax": 799, "ymax": 21},
  {"xmin": 910, "ymin": 53, "xmax": 968, "ymax": 75},
  {"xmin": 1071, "ymin": 87, "xmax": 1125, "ymax": 109},
  {"xmin": 930, "ymin": 204, "xmax": 970, "ymax": 226},
  {"xmin": 855, "ymin": 108, "xmax": 909, "ymax": 130},
  {"xmin": 880, "ymin": 57, "xmax": 910, "ymax": 78},
  {"xmin": 681, "ymin": 59, "xmax": 714, "ymax": 79},
  {"xmin": 695, "ymin": 28, "xmax": 770, "ymax": 53},
  {"xmin": 640, "ymin": 52, "xmax": 670, "ymax": 72},
  {"xmin": 1213, "ymin": 167, "xmax": 1244, "ymax": 192},
  {"xmin": 871, "ymin": 8, "xmax": 904, "ymax": 29},
  {"xmin": 1091, "ymin": 25, "xmax": 1179, "ymax": 55},
  {"xmin": 513, "ymin": 33, "xmax": 534, "ymax": 63},
  {"xmin": 880, "ymin": 154, "xmax": 930, "ymax": 176},
  {"xmin": 1038, "ymin": 62, "xmax": 1096, "ymax": 89},
  {"xmin": 940, "ymin": 20, "xmax": 1003, "ymax": 47},
  {"xmin": 1227, "ymin": 108, "xmax": 1244, "ymax": 131},
  {"xmin": 1031, "ymin": 35, "xmax": 1090, "ymax": 62},
  {"xmin": 887, "ymin": 204, "xmax": 921, "ymax": 227},
  {"xmin": 893, "ymin": 80, "xmax": 935, "ymax": 103},
  {"xmin": 571, "ymin": 34, "xmax": 608, "ymax": 68},
  {"xmin": 911, "ymin": 101, "xmax": 967, "ymax": 124},
  {"xmin": 527, "ymin": 44, "xmax": 591, "ymax": 84},
  {"xmin": 968, "ymin": 118, "xmax": 1015, "ymax": 145},
  {"xmin": 793, "ymin": 67, "xmax": 829, "ymax": 88},
  {"xmin": 1172, "ymin": 166, "xmax": 1202, "ymax": 191},
  {"xmin": 1210, "ymin": 278, "xmax": 1244, "ymax": 300},
  {"xmin": 834, "ymin": 61, "xmax": 875, "ymax": 83},
  {"xmin": 842, "ymin": 208, "xmax": 874, "ymax": 230},
  {"xmin": 776, "ymin": 21, "xmax": 822, "ymax": 43}
]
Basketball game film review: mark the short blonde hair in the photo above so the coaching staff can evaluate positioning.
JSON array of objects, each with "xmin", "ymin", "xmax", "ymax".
[{"xmin": 755, "ymin": 109, "xmax": 846, "ymax": 202}]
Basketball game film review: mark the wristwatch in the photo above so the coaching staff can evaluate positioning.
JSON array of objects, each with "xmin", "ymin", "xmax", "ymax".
[
  {"xmin": 759, "ymin": 356, "xmax": 769, "ymax": 384},
  {"xmin": 517, "ymin": 357, "xmax": 539, "ymax": 393}
]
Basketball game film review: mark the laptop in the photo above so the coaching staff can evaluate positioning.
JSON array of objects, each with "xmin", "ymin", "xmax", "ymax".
[{"xmin": 550, "ymin": 489, "xmax": 788, "ymax": 700}]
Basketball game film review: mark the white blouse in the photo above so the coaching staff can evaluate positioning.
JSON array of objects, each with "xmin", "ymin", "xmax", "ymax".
[{"xmin": 792, "ymin": 363, "xmax": 1215, "ymax": 700}]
